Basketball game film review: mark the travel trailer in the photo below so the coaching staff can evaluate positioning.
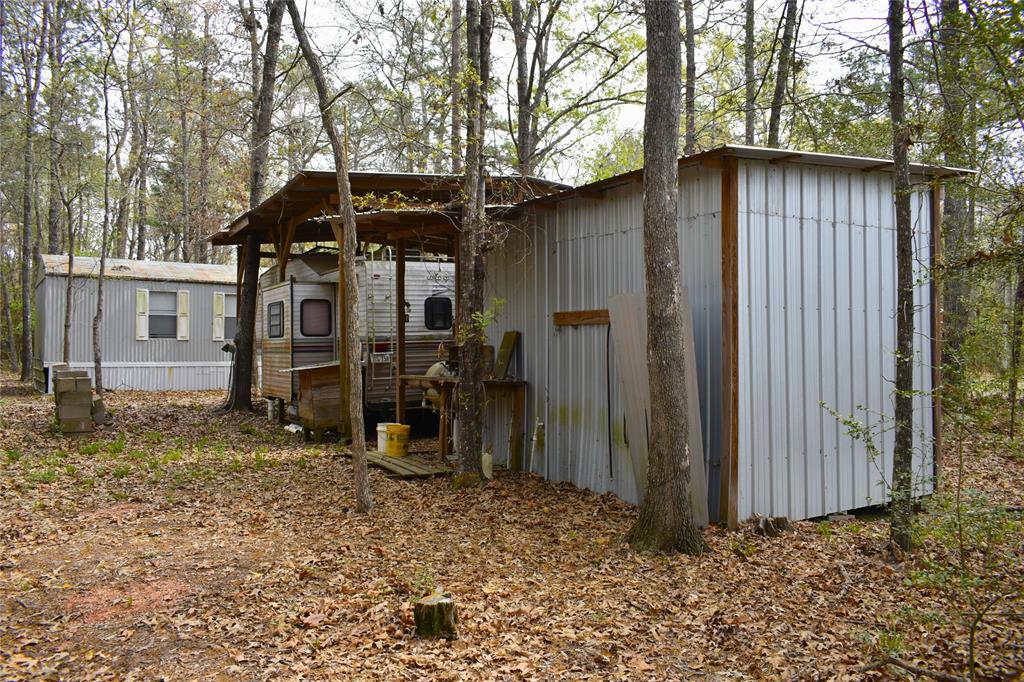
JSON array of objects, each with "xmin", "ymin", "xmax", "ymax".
[{"xmin": 256, "ymin": 249, "xmax": 455, "ymax": 422}]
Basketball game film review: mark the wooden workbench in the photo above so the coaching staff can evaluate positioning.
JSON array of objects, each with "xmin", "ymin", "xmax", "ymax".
[{"xmin": 398, "ymin": 375, "xmax": 527, "ymax": 470}]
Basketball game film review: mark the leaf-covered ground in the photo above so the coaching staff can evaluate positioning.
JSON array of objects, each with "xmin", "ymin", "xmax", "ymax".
[{"xmin": 1, "ymin": 377, "xmax": 1021, "ymax": 680}]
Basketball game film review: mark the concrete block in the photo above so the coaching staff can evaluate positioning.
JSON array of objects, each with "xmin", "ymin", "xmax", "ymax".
[
  {"xmin": 60, "ymin": 418, "xmax": 93, "ymax": 434},
  {"xmin": 58, "ymin": 404, "xmax": 92, "ymax": 420},
  {"xmin": 54, "ymin": 368, "xmax": 87, "ymax": 379},
  {"xmin": 74, "ymin": 378, "xmax": 93, "ymax": 392},
  {"xmin": 58, "ymin": 391, "xmax": 93, "ymax": 406},
  {"xmin": 54, "ymin": 377, "xmax": 76, "ymax": 394}
]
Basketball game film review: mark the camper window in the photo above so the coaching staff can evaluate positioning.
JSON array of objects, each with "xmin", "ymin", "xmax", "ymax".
[
  {"xmin": 268, "ymin": 301, "xmax": 285, "ymax": 338},
  {"xmin": 425, "ymin": 296, "xmax": 453, "ymax": 330},
  {"xmin": 300, "ymin": 299, "xmax": 332, "ymax": 337},
  {"xmin": 149, "ymin": 291, "xmax": 178, "ymax": 339}
]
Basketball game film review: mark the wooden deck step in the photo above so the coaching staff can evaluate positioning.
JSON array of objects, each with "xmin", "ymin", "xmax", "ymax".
[{"xmin": 364, "ymin": 451, "xmax": 453, "ymax": 478}]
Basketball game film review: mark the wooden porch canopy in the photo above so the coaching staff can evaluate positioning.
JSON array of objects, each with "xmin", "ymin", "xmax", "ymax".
[
  {"xmin": 210, "ymin": 169, "xmax": 568, "ymax": 257},
  {"xmin": 211, "ymin": 168, "xmax": 567, "ymax": 440}
]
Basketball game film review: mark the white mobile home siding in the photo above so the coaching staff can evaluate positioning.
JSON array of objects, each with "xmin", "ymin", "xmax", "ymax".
[
  {"xmin": 485, "ymin": 157, "xmax": 937, "ymax": 523},
  {"xmin": 35, "ymin": 274, "xmax": 236, "ymax": 392}
]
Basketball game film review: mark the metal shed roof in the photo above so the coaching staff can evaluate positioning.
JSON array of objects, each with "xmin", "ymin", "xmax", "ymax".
[
  {"xmin": 516, "ymin": 144, "xmax": 974, "ymax": 209},
  {"xmin": 39, "ymin": 254, "xmax": 237, "ymax": 285}
]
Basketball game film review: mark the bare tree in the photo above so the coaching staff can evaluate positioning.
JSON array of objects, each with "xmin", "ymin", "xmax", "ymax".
[
  {"xmin": 683, "ymin": 0, "xmax": 695, "ymax": 155},
  {"xmin": 286, "ymin": 0, "xmax": 372, "ymax": 514},
  {"xmin": 625, "ymin": 0, "xmax": 705, "ymax": 555},
  {"xmin": 451, "ymin": 0, "xmax": 462, "ymax": 173},
  {"xmin": 767, "ymin": 0, "xmax": 796, "ymax": 147},
  {"xmin": 44, "ymin": 0, "xmax": 69, "ymax": 255},
  {"xmin": 223, "ymin": 0, "xmax": 284, "ymax": 412},
  {"xmin": 93, "ymin": 3, "xmax": 127, "ymax": 395},
  {"xmin": 502, "ymin": 0, "xmax": 642, "ymax": 177},
  {"xmin": 454, "ymin": 0, "xmax": 492, "ymax": 484},
  {"xmin": 888, "ymin": 0, "xmax": 914, "ymax": 553},
  {"xmin": 11, "ymin": 0, "xmax": 48, "ymax": 382},
  {"xmin": 743, "ymin": 0, "xmax": 755, "ymax": 144}
]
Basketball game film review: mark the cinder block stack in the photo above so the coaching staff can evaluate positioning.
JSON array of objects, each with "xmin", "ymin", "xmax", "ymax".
[{"xmin": 52, "ymin": 367, "xmax": 95, "ymax": 435}]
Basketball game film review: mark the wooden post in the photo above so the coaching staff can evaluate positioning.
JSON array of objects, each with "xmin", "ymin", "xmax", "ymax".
[
  {"xmin": 719, "ymin": 157, "xmax": 739, "ymax": 529},
  {"xmin": 396, "ymin": 239, "xmax": 407, "ymax": 423},
  {"xmin": 333, "ymin": 220, "xmax": 352, "ymax": 441},
  {"xmin": 509, "ymin": 383, "xmax": 526, "ymax": 471}
]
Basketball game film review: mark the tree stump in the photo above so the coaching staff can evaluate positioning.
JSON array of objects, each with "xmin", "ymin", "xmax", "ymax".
[{"xmin": 413, "ymin": 588, "xmax": 457, "ymax": 639}]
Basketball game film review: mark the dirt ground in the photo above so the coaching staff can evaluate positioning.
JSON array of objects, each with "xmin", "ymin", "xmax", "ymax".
[{"xmin": 1, "ymin": 379, "xmax": 1021, "ymax": 680}]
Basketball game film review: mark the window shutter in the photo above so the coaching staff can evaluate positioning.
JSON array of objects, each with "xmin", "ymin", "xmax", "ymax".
[
  {"xmin": 136, "ymin": 288, "xmax": 149, "ymax": 341},
  {"xmin": 176, "ymin": 290, "xmax": 190, "ymax": 341},
  {"xmin": 212, "ymin": 292, "xmax": 225, "ymax": 341}
]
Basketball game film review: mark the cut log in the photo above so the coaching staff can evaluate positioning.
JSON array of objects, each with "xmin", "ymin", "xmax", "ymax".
[{"xmin": 413, "ymin": 588, "xmax": 457, "ymax": 639}]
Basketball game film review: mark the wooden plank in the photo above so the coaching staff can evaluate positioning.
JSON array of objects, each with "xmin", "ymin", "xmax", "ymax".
[
  {"xmin": 608, "ymin": 294, "xmax": 650, "ymax": 501},
  {"xmin": 553, "ymin": 309, "xmax": 610, "ymax": 327},
  {"xmin": 509, "ymin": 384, "xmax": 526, "ymax": 471},
  {"xmin": 493, "ymin": 331, "xmax": 520, "ymax": 379},
  {"xmin": 681, "ymin": 288, "xmax": 710, "ymax": 527},
  {"xmin": 720, "ymin": 157, "xmax": 740, "ymax": 529}
]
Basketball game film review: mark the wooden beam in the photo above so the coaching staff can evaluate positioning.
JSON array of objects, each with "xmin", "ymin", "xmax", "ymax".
[
  {"xmin": 553, "ymin": 309, "xmax": 610, "ymax": 326},
  {"xmin": 386, "ymin": 224, "xmax": 454, "ymax": 241},
  {"xmin": 768, "ymin": 152, "xmax": 803, "ymax": 165},
  {"xmin": 929, "ymin": 184, "xmax": 944, "ymax": 489},
  {"xmin": 396, "ymin": 239, "xmax": 407, "ymax": 424},
  {"xmin": 860, "ymin": 161, "xmax": 892, "ymax": 173},
  {"xmin": 720, "ymin": 156, "xmax": 740, "ymax": 529}
]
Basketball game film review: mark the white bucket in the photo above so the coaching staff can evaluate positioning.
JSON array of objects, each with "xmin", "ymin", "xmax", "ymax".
[{"xmin": 376, "ymin": 423, "xmax": 396, "ymax": 452}]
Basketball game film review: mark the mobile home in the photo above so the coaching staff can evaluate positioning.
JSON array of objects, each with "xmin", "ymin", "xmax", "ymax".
[
  {"xmin": 255, "ymin": 250, "xmax": 455, "ymax": 417},
  {"xmin": 34, "ymin": 255, "xmax": 238, "ymax": 393}
]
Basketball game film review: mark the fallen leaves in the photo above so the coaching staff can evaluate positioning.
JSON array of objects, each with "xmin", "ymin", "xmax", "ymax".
[{"xmin": 0, "ymin": 379, "xmax": 1021, "ymax": 680}]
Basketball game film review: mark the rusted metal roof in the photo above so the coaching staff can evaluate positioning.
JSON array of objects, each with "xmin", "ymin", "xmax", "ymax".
[{"xmin": 39, "ymin": 254, "xmax": 237, "ymax": 285}]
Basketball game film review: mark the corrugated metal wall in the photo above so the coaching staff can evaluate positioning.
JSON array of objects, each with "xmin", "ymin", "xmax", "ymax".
[
  {"xmin": 484, "ymin": 167, "xmax": 724, "ymax": 509},
  {"xmin": 35, "ymin": 275, "xmax": 235, "ymax": 391},
  {"xmin": 735, "ymin": 161, "xmax": 935, "ymax": 521}
]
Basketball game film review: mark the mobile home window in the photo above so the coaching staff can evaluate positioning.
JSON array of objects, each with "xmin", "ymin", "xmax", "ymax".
[
  {"xmin": 149, "ymin": 291, "xmax": 178, "ymax": 339},
  {"xmin": 300, "ymin": 299, "xmax": 332, "ymax": 337},
  {"xmin": 267, "ymin": 301, "xmax": 284, "ymax": 338},
  {"xmin": 224, "ymin": 294, "xmax": 238, "ymax": 340},
  {"xmin": 424, "ymin": 296, "xmax": 453, "ymax": 330}
]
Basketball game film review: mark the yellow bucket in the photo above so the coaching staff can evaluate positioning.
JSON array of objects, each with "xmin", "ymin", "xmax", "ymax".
[{"xmin": 385, "ymin": 423, "xmax": 410, "ymax": 457}]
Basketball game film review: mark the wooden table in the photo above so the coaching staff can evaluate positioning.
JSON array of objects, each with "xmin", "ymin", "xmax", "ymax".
[{"xmin": 398, "ymin": 375, "xmax": 527, "ymax": 470}]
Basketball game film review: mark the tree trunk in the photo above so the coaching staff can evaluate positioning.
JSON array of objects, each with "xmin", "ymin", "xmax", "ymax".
[
  {"xmin": 938, "ymin": 0, "xmax": 972, "ymax": 379},
  {"xmin": 63, "ymin": 193, "xmax": 75, "ymax": 364},
  {"xmin": 195, "ymin": 7, "xmax": 211, "ymax": 264},
  {"xmin": 767, "ymin": 0, "xmax": 797, "ymax": 148},
  {"xmin": 286, "ymin": 0, "xmax": 373, "ymax": 514},
  {"xmin": 454, "ymin": 0, "xmax": 492, "ymax": 485},
  {"xmin": 743, "ymin": 0, "xmax": 755, "ymax": 144},
  {"xmin": 511, "ymin": 0, "xmax": 532, "ymax": 176},
  {"xmin": 225, "ymin": 0, "xmax": 284, "ymax": 412},
  {"xmin": 683, "ymin": 0, "xmax": 695, "ymax": 155},
  {"xmin": 21, "ymin": 91, "xmax": 36, "ymax": 382},
  {"xmin": 135, "ymin": 129, "xmax": 149, "ymax": 260},
  {"xmin": 0, "ymin": 223, "xmax": 19, "ymax": 371},
  {"xmin": 1008, "ymin": 266, "xmax": 1023, "ymax": 438},
  {"xmin": 625, "ymin": 0, "xmax": 705, "ymax": 556},
  {"xmin": 888, "ymin": 0, "xmax": 914, "ymax": 553},
  {"xmin": 451, "ymin": 0, "xmax": 463, "ymax": 173}
]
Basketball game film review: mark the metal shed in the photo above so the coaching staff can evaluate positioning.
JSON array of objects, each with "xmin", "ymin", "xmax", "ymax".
[
  {"xmin": 34, "ymin": 255, "xmax": 238, "ymax": 393},
  {"xmin": 482, "ymin": 145, "xmax": 967, "ymax": 526}
]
